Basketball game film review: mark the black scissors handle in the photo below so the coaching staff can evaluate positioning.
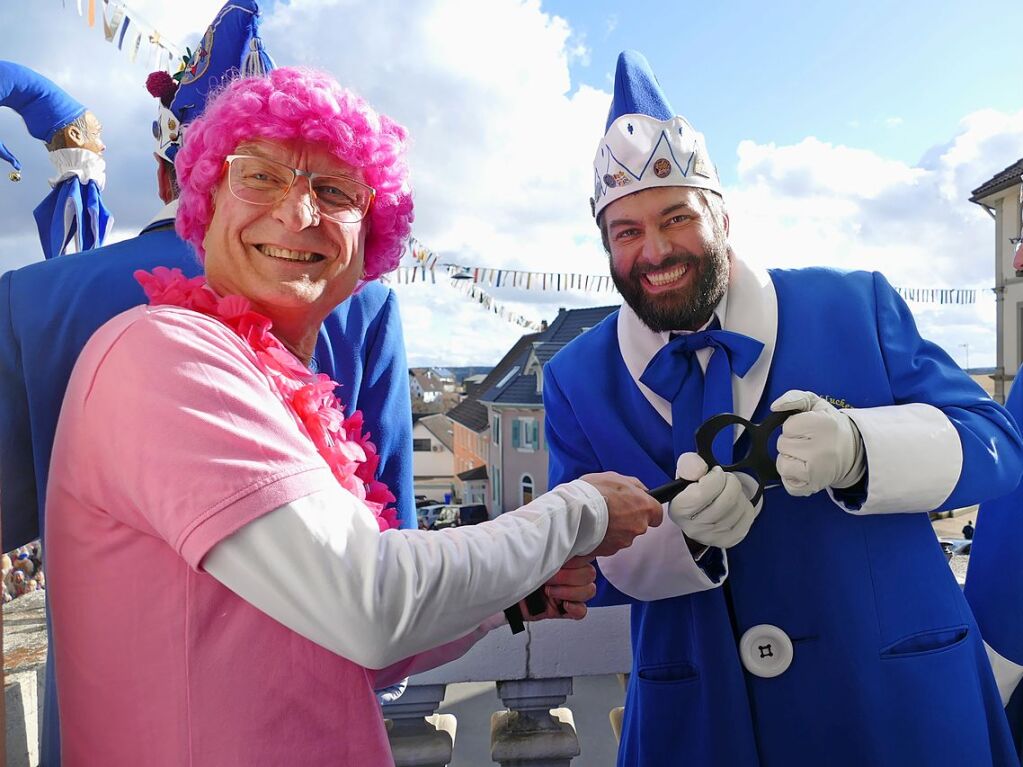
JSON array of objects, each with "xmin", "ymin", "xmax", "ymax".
[
  {"xmin": 507, "ymin": 409, "xmax": 798, "ymax": 633},
  {"xmin": 647, "ymin": 409, "xmax": 798, "ymax": 506}
]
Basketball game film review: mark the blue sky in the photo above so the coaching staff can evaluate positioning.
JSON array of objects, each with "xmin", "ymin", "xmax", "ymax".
[
  {"xmin": 549, "ymin": 0, "xmax": 1023, "ymax": 183},
  {"xmin": 1, "ymin": 0, "xmax": 1022, "ymax": 367}
]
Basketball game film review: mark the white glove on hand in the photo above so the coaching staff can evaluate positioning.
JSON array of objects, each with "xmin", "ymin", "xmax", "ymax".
[
  {"xmin": 771, "ymin": 390, "xmax": 866, "ymax": 497},
  {"xmin": 668, "ymin": 453, "xmax": 760, "ymax": 549}
]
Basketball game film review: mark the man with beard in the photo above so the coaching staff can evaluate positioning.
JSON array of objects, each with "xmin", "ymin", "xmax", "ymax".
[{"xmin": 543, "ymin": 50, "xmax": 1023, "ymax": 766}]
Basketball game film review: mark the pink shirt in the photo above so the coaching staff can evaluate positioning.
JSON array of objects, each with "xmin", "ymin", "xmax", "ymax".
[{"xmin": 46, "ymin": 305, "xmax": 394, "ymax": 765}]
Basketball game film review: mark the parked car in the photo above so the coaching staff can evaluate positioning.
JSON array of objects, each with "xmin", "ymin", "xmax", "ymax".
[
  {"xmin": 938, "ymin": 539, "xmax": 955, "ymax": 560},
  {"xmin": 432, "ymin": 506, "xmax": 460, "ymax": 530},
  {"xmin": 457, "ymin": 504, "xmax": 488, "ymax": 526},
  {"xmin": 416, "ymin": 504, "xmax": 446, "ymax": 529},
  {"xmin": 938, "ymin": 538, "xmax": 972, "ymax": 560}
]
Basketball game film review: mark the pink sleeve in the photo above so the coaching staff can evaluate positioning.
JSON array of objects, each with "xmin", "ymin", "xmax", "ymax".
[
  {"xmin": 74, "ymin": 306, "xmax": 336, "ymax": 568},
  {"xmin": 372, "ymin": 613, "xmax": 507, "ymax": 688}
]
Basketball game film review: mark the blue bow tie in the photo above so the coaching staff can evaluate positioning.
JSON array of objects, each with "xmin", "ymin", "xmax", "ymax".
[
  {"xmin": 640, "ymin": 326, "xmax": 764, "ymax": 403},
  {"xmin": 640, "ymin": 322, "xmax": 764, "ymax": 463}
]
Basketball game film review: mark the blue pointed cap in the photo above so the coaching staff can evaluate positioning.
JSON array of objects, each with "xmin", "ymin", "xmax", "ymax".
[
  {"xmin": 605, "ymin": 50, "xmax": 674, "ymax": 131},
  {"xmin": 156, "ymin": 0, "xmax": 274, "ymax": 161},
  {"xmin": 591, "ymin": 49, "xmax": 721, "ymax": 218},
  {"xmin": 0, "ymin": 61, "xmax": 87, "ymax": 175},
  {"xmin": 0, "ymin": 142, "xmax": 19, "ymax": 173}
]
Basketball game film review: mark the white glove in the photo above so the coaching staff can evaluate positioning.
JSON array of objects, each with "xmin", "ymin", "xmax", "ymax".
[
  {"xmin": 771, "ymin": 390, "xmax": 866, "ymax": 497},
  {"xmin": 668, "ymin": 453, "xmax": 761, "ymax": 549}
]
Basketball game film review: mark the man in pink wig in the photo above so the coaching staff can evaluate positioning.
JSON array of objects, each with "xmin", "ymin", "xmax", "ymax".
[{"xmin": 44, "ymin": 67, "xmax": 663, "ymax": 764}]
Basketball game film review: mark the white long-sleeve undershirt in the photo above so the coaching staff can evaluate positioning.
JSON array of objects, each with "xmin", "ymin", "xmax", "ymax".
[{"xmin": 202, "ymin": 479, "xmax": 607, "ymax": 670}]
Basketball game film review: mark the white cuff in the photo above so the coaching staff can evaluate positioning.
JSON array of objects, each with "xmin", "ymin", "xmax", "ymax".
[
  {"xmin": 829, "ymin": 403, "xmax": 962, "ymax": 515},
  {"xmin": 598, "ymin": 505, "xmax": 725, "ymax": 601},
  {"xmin": 985, "ymin": 641, "xmax": 1023, "ymax": 706}
]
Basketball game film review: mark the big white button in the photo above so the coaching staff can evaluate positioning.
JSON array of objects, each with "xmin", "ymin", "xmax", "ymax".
[{"xmin": 739, "ymin": 624, "xmax": 793, "ymax": 678}]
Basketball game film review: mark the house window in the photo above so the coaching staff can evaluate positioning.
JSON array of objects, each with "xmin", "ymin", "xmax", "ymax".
[
  {"xmin": 512, "ymin": 417, "xmax": 539, "ymax": 451},
  {"xmin": 492, "ymin": 414, "xmax": 501, "ymax": 446},
  {"xmin": 521, "ymin": 474, "xmax": 534, "ymax": 505},
  {"xmin": 413, "ymin": 438, "xmax": 432, "ymax": 452},
  {"xmin": 493, "ymin": 467, "xmax": 502, "ymax": 513}
]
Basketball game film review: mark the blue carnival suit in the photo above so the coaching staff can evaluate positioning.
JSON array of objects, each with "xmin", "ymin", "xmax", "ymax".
[
  {"xmin": 0, "ymin": 209, "xmax": 415, "ymax": 765},
  {"xmin": 544, "ymin": 260, "xmax": 1023, "ymax": 767},
  {"xmin": 967, "ymin": 367, "xmax": 1023, "ymax": 759}
]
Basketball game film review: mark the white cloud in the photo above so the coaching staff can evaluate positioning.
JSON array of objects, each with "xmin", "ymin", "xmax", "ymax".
[
  {"xmin": 726, "ymin": 108, "xmax": 1023, "ymax": 367},
  {"xmin": 1, "ymin": 0, "xmax": 1021, "ymax": 372}
]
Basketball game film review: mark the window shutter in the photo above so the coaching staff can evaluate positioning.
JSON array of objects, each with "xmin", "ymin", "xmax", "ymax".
[
  {"xmin": 532, "ymin": 421, "xmax": 539, "ymax": 448},
  {"xmin": 512, "ymin": 419, "xmax": 521, "ymax": 448}
]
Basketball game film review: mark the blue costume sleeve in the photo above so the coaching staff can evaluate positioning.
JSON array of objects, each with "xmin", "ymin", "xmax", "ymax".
[
  {"xmin": 543, "ymin": 361, "xmax": 632, "ymax": 607},
  {"xmin": 965, "ymin": 368, "xmax": 1023, "ymax": 666},
  {"xmin": 0, "ymin": 270, "xmax": 39, "ymax": 548},
  {"xmin": 872, "ymin": 272, "xmax": 1023, "ymax": 510},
  {"xmin": 361, "ymin": 289, "xmax": 415, "ymax": 530}
]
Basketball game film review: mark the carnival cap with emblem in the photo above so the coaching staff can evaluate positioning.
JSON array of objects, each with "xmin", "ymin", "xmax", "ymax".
[
  {"xmin": 0, "ymin": 61, "xmax": 112, "ymax": 259},
  {"xmin": 591, "ymin": 50, "xmax": 722, "ymax": 219},
  {"xmin": 147, "ymin": 0, "xmax": 274, "ymax": 163}
]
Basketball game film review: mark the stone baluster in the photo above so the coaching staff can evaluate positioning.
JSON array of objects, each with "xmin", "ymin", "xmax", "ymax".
[
  {"xmin": 490, "ymin": 677, "xmax": 579, "ymax": 767},
  {"xmin": 382, "ymin": 683, "xmax": 456, "ymax": 767},
  {"xmin": 4, "ymin": 591, "xmax": 47, "ymax": 767}
]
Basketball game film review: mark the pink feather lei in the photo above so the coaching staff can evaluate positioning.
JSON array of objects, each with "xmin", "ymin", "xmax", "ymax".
[{"xmin": 135, "ymin": 267, "xmax": 398, "ymax": 531}]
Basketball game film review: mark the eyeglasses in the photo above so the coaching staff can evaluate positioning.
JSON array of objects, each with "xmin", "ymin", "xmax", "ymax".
[{"xmin": 224, "ymin": 154, "xmax": 376, "ymax": 223}]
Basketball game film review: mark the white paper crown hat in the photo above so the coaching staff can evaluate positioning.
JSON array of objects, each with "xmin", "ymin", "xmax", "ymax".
[{"xmin": 591, "ymin": 50, "xmax": 721, "ymax": 219}]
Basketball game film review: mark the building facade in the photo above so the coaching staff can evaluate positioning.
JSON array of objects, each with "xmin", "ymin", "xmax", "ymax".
[
  {"xmin": 480, "ymin": 305, "xmax": 618, "ymax": 515},
  {"xmin": 971, "ymin": 159, "xmax": 1023, "ymax": 403},
  {"xmin": 411, "ymin": 414, "xmax": 456, "ymax": 502}
]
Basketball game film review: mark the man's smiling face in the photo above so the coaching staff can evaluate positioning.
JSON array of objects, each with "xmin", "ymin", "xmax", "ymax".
[
  {"xmin": 201, "ymin": 138, "xmax": 367, "ymax": 327},
  {"xmin": 604, "ymin": 185, "xmax": 730, "ymax": 332}
]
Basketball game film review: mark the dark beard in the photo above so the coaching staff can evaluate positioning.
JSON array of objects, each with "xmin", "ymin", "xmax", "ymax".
[{"xmin": 610, "ymin": 232, "xmax": 730, "ymax": 333}]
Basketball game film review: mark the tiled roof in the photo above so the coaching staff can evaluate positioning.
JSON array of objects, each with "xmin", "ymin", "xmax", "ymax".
[
  {"xmin": 484, "ymin": 360, "xmax": 543, "ymax": 405},
  {"xmin": 457, "ymin": 465, "xmax": 488, "ymax": 481},
  {"xmin": 545, "ymin": 305, "xmax": 619, "ymax": 344},
  {"xmin": 480, "ymin": 305, "xmax": 618, "ymax": 406},
  {"xmin": 971, "ymin": 158, "xmax": 1023, "ymax": 203},
  {"xmin": 532, "ymin": 340, "xmax": 567, "ymax": 366},
  {"xmin": 447, "ymin": 398, "xmax": 489, "ymax": 432},
  {"xmin": 447, "ymin": 332, "xmax": 543, "ymax": 430},
  {"xmin": 409, "ymin": 367, "xmax": 455, "ymax": 394},
  {"xmin": 418, "ymin": 414, "xmax": 454, "ymax": 451}
]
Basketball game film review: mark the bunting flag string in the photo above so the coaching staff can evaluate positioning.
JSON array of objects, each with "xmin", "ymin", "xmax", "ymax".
[
  {"xmin": 893, "ymin": 287, "xmax": 977, "ymax": 305},
  {"xmin": 402, "ymin": 236, "xmax": 978, "ymax": 305},
  {"xmin": 63, "ymin": 0, "xmax": 183, "ymax": 70}
]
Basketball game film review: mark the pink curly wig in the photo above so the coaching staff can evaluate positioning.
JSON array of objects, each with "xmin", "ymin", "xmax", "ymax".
[{"xmin": 174, "ymin": 66, "xmax": 413, "ymax": 281}]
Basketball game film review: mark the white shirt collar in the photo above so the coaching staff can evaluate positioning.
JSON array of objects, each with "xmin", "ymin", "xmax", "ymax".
[
  {"xmin": 47, "ymin": 148, "xmax": 106, "ymax": 191},
  {"xmin": 145, "ymin": 199, "xmax": 179, "ymax": 228}
]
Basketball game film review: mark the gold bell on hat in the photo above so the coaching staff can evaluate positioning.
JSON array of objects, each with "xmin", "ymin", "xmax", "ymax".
[{"xmin": 9, "ymin": 170, "xmax": 21, "ymax": 182}]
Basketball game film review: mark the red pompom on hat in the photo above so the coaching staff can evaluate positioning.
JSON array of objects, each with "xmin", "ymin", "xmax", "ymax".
[{"xmin": 146, "ymin": 71, "xmax": 178, "ymax": 107}]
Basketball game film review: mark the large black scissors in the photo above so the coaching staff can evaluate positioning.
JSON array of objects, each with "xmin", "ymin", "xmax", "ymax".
[
  {"xmin": 505, "ymin": 409, "xmax": 798, "ymax": 634},
  {"xmin": 647, "ymin": 408, "xmax": 798, "ymax": 506}
]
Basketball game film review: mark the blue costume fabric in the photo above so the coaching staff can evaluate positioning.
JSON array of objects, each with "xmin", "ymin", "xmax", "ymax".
[
  {"xmin": 0, "ymin": 60, "xmax": 86, "ymax": 172},
  {"xmin": 0, "ymin": 61, "xmax": 111, "ymax": 259},
  {"xmin": 967, "ymin": 367, "xmax": 1023, "ymax": 759},
  {"xmin": 544, "ymin": 265, "xmax": 1023, "ymax": 767},
  {"xmin": 0, "ymin": 215, "xmax": 415, "ymax": 764},
  {"xmin": 32, "ymin": 174, "xmax": 112, "ymax": 260}
]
